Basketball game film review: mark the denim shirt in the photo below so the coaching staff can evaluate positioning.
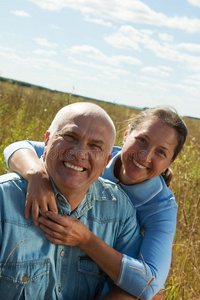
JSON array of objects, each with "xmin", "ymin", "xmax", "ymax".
[
  {"xmin": 4, "ymin": 142, "xmax": 178, "ymax": 299},
  {"xmin": 0, "ymin": 173, "xmax": 141, "ymax": 300}
]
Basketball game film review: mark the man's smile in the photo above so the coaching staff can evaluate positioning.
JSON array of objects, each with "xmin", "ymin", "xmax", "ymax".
[{"xmin": 63, "ymin": 161, "xmax": 86, "ymax": 172}]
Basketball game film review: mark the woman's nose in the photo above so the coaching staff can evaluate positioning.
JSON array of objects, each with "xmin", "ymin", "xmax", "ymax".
[{"xmin": 143, "ymin": 147, "xmax": 154, "ymax": 163}]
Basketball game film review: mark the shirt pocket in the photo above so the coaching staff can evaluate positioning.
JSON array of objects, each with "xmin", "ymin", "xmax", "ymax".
[
  {"xmin": 0, "ymin": 259, "xmax": 50, "ymax": 300},
  {"xmin": 75, "ymin": 256, "xmax": 107, "ymax": 300}
]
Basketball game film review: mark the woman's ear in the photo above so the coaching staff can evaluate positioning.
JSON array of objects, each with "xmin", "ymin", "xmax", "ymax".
[{"xmin": 122, "ymin": 124, "xmax": 131, "ymax": 146}]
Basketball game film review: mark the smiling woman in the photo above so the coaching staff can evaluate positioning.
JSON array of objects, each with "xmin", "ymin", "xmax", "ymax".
[
  {"xmin": 3, "ymin": 105, "xmax": 188, "ymax": 299},
  {"xmin": 117, "ymin": 118, "xmax": 178, "ymax": 185}
]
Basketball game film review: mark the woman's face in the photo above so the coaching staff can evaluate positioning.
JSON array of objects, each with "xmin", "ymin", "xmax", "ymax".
[{"xmin": 119, "ymin": 118, "xmax": 178, "ymax": 185}]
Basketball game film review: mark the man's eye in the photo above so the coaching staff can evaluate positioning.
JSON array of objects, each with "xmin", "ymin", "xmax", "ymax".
[
  {"xmin": 138, "ymin": 137, "xmax": 146, "ymax": 143},
  {"xmin": 63, "ymin": 134, "xmax": 75, "ymax": 141},
  {"xmin": 90, "ymin": 144, "xmax": 102, "ymax": 150}
]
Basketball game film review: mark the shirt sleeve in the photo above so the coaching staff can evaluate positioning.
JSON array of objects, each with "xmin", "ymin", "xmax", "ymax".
[
  {"xmin": 115, "ymin": 199, "xmax": 177, "ymax": 300},
  {"xmin": 4, "ymin": 140, "xmax": 45, "ymax": 169}
]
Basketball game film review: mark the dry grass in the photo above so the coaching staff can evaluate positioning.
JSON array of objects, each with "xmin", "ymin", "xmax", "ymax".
[{"xmin": 0, "ymin": 79, "xmax": 199, "ymax": 299}]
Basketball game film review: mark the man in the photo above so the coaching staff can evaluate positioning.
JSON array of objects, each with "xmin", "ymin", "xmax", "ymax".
[{"xmin": 0, "ymin": 102, "xmax": 141, "ymax": 300}]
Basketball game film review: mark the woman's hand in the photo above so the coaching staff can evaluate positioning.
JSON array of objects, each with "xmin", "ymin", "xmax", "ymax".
[
  {"xmin": 38, "ymin": 211, "xmax": 90, "ymax": 246},
  {"xmin": 25, "ymin": 171, "xmax": 58, "ymax": 226},
  {"xmin": 8, "ymin": 148, "xmax": 58, "ymax": 226}
]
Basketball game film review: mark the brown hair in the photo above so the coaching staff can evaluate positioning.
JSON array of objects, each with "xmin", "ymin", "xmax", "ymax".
[{"xmin": 129, "ymin": 105, "xmax": 188, "ymax": 186}]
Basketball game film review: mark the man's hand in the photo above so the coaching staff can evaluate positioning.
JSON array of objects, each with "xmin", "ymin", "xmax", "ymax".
[{"xmin": 38, "ymin": 211, "xmax": 91, "ymax": 246}]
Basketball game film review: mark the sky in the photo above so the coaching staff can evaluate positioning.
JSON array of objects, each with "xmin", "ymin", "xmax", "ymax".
[{"xmin": 0, "ymin": 0, "xmax": 200, "ymax": 118}]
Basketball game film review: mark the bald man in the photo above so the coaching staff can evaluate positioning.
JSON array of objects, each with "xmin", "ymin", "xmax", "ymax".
[{"xmin": 0, "ymin": 103, "xmax": 141, "ymax": 300}]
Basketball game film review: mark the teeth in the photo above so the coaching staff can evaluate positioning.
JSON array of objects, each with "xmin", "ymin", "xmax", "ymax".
[
  {"xmin": 64, "ymin": 162, "xmax": 84, "ymax": 172},
  {"xmin": 132, "ymin": 159, "xmax": 146, "ymax": 170}
]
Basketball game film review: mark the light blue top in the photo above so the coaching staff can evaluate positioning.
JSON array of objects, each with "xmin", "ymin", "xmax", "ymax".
[
  {"xmin": 4, "ymin": 142, "xmax": 178, "ymax": 299},
  {"xmin": 0, "ymin": 172, "xmax": 141, "ymax": 300}
]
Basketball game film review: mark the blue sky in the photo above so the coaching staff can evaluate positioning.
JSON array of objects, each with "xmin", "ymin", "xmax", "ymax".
[{"xmin": 0, "ymin": 0, "xmax": 200, "ymax": 118}]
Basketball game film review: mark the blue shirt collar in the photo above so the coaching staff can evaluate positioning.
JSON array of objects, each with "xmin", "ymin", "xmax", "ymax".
[{"xmin": 104, "ymin": 149, "xmax": 163, "ymax": 207}]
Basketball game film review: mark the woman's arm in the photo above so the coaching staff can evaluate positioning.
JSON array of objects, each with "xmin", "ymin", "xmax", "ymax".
[
  {"xmin": 38, "ymin": 211, "xmax": 144, "ymax": 298},
  {"xmin": 102, "ymin": 286, "xmax": 138, "ymax": 299},
  {"xmin": 4, "ymin": 140, "xmax": 45, "ymax": 169},
  {"xmin": 116, "ymin": 200, "xmax": 178, "ymax": 299},
  {"xmin": 4, "ymin": 141, "xmax": 57, "ymax": 225}
]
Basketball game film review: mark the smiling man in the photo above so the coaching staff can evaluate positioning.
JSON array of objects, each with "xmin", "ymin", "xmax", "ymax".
[{"xmin": 0, "ymin": 102, "xmax": 141, "ymax": 300}]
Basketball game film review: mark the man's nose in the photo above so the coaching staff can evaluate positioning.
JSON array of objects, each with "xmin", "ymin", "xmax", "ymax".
[{"xmin": 73, "ymin": 143, "xmax": 88, "ymax": 160}]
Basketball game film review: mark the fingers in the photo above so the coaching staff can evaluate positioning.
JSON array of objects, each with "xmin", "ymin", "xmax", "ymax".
[
  {"xmin": 48, "ymin": 201, "xmax": 58, "ymax": 214},
  {"xmin": 31, "ymin": 201, "xmax": 40, "ymax": 226},
  {"xmin": 25, "ymin": 171, "xmax": 57, "ymax": 225},
  {"xmin": 25, "ymin": 194, "xmax": 32, "ymax": 219},
  {"xmin": 39, "ymin": 215, "xmax": 63, "ymax": 231},
  {"xmin": 45, "ymin": 234, "xmax": 61, "ymax": 245},
  {"xmin": 39, "ymin": 216, "xmax": 66, "ymax": 244},
  {"xmin": 45, "ymin": 211, "xmax": 69, "ymax": 225}
]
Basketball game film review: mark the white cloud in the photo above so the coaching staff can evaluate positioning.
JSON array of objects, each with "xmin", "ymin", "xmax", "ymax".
[
  {"xmin": 84, "ymin": 16, "xmax": 115, "ymax": 28},
  {"xmin": 177, "ymin": 43, "xmax": 200, "ymax": 53},
  {"xmin": 0, "ymin": 46, "xmax": 14, "ymax": 52},
  {"xmin": 68, "ymin": 56, "xmax": 131, "ymax": 77},
  {"xmin": 159, "ymin": 65, "xmax": 173, "ymax": 72},
  {"xmin": 158, "ymin": 33, "xmax": 174, "ymax": 43},
  {"xmin": 28, "ymin": 0, "xmax": 200, "ymax": 33},
  {"xmin": 105, "ymin": 25, "xmax": 200, "ymax": 73},
  {"xmin": 33, "ymin": 38, "xmax": 59, "ymax": 48},
  {"xmin": 187, "ymin": 0, "xmax": 200, "ymax": 7},
  {"xmin": 68, "ymin": 45, "xmax": 142, "ymax": 66},
  {"xmin": 33, "ymin": 49, "xmax": 57, "ymax": 57},
  {"xmin": 0, "ymin": 50, "xmax": 72, "ymax": 72},
  {"xmin": 141, "ymin": 66, "xmax": 171, "ymax": 77},
  {"xmin": 50, "ymin": 24, "xmax": 60, "ymax": 30},
  {"xmin": 11, "ymin": 10, "xmax": 31, "ymax": 17}
]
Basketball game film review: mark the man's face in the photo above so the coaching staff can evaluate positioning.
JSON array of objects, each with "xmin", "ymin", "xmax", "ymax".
[{"xmin": 44, "ymin": 112, "xmax": 112, "ymax": 196}]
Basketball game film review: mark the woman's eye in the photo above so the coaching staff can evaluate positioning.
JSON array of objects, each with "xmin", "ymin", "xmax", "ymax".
[{"xmin": 157, "ymin": 149, "xmax": 166, "ymax": 157}]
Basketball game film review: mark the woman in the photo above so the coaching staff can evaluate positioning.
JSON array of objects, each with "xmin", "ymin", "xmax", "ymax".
[{"xmin": 4, "ymin": 105, "xmax": 187, "ymax": 300}]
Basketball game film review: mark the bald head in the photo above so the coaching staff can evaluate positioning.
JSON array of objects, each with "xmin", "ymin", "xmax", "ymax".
[
  {"xmin": 48, "ymin": 102, "xmax": 116, "ymax": 153},
  {"xmin": 44, "ymin": 103, "xmax": 116, "ymax": 198}
]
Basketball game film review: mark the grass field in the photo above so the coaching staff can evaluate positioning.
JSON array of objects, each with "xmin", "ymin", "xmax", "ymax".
[{"xmin": 0, "ymin": 79, "xmax": 199, "ymax": 299}]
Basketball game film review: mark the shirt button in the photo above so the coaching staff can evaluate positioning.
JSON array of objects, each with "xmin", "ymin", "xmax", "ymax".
[
  {"xmin": 22, "ymin": 274, "xmax": 28, "ymax": 282},
  {"xmin": 58, "ymin": 284, "xmax": 61, "ymax": 292},
  {"xmin": 60, "ymin": 250, "xmax": 65, "ymax": 257}
]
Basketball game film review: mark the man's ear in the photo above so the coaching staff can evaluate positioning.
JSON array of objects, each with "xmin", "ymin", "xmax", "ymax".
[
  {"xmin": 122, "ymin": 124, "xmax": 131, "ymax": 146},
  {"xmin": 45, "ymin": 131, "xmax": 50, "ymax": 146},
  {"xmin": 100, "ymin": 154, "xmax": 112, "ymax": 176},
  {"xmin": 44, "ymin": 131, "xmax": 50, "ymax": 157}
]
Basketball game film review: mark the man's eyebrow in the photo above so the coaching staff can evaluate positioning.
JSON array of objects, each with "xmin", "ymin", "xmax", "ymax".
[
  {"xmin": 60, "ymin": 128, "xmax": 76, "ymax": 135},
  {"xmin": 91, "ymin": 139, "xmax": 105, "ymax": 145}
]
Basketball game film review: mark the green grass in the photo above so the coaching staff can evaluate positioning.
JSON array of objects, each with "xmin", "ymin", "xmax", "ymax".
[{"xmin": 0, "ymin": 79, "xmax": 199, "ymax": 299}]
